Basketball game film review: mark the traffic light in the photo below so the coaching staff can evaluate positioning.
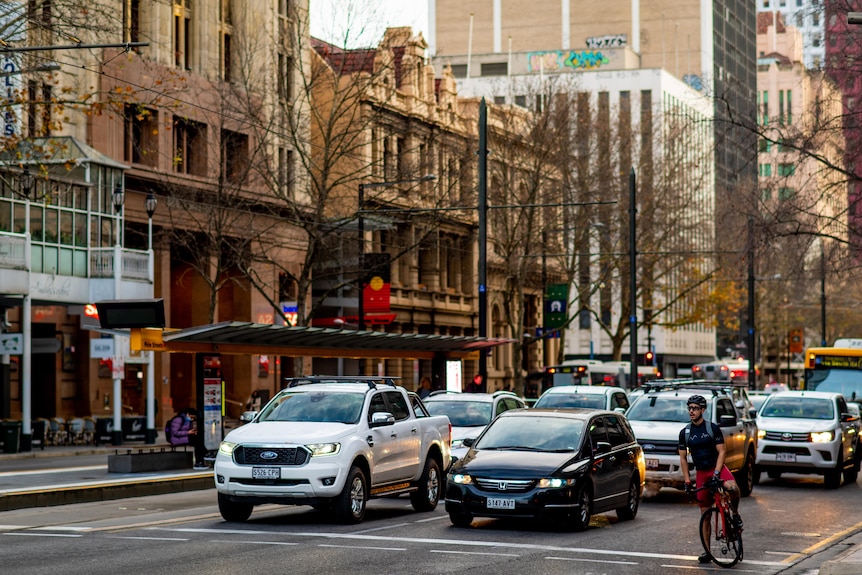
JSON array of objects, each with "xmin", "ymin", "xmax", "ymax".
[{"xmin": 645, "ymin": 350, "xmax": 655, "ymax": 365}]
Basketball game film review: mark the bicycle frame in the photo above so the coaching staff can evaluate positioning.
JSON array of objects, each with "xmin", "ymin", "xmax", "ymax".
[{"xmin": 689, "ymin": 479, "xmax": 743, "ymax": 568}]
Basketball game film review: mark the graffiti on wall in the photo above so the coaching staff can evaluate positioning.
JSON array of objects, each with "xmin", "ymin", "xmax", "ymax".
[
  {"xmin": 528, "ymin": 50, "xmax": 611, "ymax": 73},
  {"xmin": 585, "ymin": 34, "xmax": 627, "ymax": 49}
]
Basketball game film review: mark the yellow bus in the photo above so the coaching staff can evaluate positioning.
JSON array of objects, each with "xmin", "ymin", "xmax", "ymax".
[{"xmin": 804, "ymin": 338, "xmax": 862, "ymax": 401}]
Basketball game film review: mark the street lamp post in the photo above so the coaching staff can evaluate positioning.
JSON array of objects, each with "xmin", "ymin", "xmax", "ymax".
[
  {"xmin": 18, "ymin": 165, "xmax": 34, "ymax": 451},
  {"xmin": 356, "ymin": 174, "xmax": 436, "ymax": 374},
  {"xmin": 820, "ymin": 238, "xmax": 827, "ymax": 346},
  {"xmin": 144, "ymin": 192, "xmax": 157, "ymax": 444},
  {"xmin": 111, "ymin": 181, "xmax": 124, "ymax": 446}
]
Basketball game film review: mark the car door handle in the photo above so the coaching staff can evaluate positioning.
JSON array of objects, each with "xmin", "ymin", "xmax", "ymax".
[
  {"xmin": 411, "ymin": 427, "xmax": 418, "ymax": 434},
  {"xmin": 390, "ymin": 432, "xmax": 398, "ymax": 439},
  {"xmin": 366, "ymin": 435, "xmax": 374, "ymax": 447},
  {"xmin": 608, "ymin": 455, "xmax": 617, "ymax": 463}
]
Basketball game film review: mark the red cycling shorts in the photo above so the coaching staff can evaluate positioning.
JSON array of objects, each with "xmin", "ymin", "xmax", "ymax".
[{"xmin": 694, "ymin": 465, "xmax": 735, "ymax": 506}]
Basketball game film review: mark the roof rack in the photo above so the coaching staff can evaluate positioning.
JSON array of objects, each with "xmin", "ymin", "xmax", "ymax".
[
  {"xmin": 428, "ymin": 390, "xmax": 459, "ymax": 397},
  {"xmin": 284, "ymin": 375, "xmax": 399, "ymax": 389},
  {"xmin": 639, "ymin": 380, "xmax": 734, "ymax": 397}
]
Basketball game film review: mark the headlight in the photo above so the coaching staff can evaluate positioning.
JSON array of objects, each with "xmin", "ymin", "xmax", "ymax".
[
  {"xmin": 537, "ymin": 478, "xmax": 576, "ymax": 489},
  {"xmin": 451, "ymin": 439, "xmax": 464, "ymax": 449},
  {"xmin": 452, "ymin": 473, "xmax": 473, "ymax": 484},
  {"xmin": 811, "ymin": 431, "xmax": 834, "ymax": 443},
  {"xmin": 218, "ymin": 441, "xmax": 237, "ymax": 456},
  {"xmin": 757, "ymin": 429, "xmax": 766, "ymax": 439},
  {"xmin": 307, "ymin": 443, "xmax": 341, "ymax": 456}
]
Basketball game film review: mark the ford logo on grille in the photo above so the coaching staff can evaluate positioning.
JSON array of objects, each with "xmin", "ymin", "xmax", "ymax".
[
  {"xmin": 781, "ymin": 433, "xmax": 793, "ymax": 442},
  {"xmin": 643, "ymin": 444, "xmax": 656, "ymax": 451},
  {"xmin": 260, "ymin": 450, "xmax": 279, "ymax": 460}
]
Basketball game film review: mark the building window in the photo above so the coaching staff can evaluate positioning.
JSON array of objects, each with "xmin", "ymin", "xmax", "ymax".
[
  {"xmin": 779, "ymin": 90, "xmax": 784, "ymax": 124},
  {"xmin": 778, "ymin": 163, "xmax": 796, "ymax": 176},
  {"xmin": 758, "ymin": 138, "xmax": 772, "ymax": 152},
  {"xmin": 514, "ymin": 94, "xmax": 526, "ymax": 107},
  {"xmin": 480, "ymin": 62, "xmax": 507, "ymax": 76},
  {"xmin": 278, "ymin": 54, "xmax": 293, "ymax": 100},
  {"xmin": 759, "ymin": 163, "xmax": 772, "ymax": 177},
  {"xmin": 174, "ymin": 116, "xmax": 207, "ymax": 176},
  {"xmin": 761, "ymin": 188, "xmax": 772, "ymax": 201},
  {"xmin": 812, "ymin": 34, "xmax": 821, "ymax": 48},
  {"xmin": 493, "ymin": 95, "xmax": 505, "ymax": 105},
  {"xmin": 222, "ymin": 32, "xmax": 232, "ymax": 81},
  {"xmin": 27, "ymin": 80, "xmax": 37, "ymax": 137},
  {"xmin": 450, "ymin": 64, "xmax": 467, "ymax": 78},
  {"xmin": 125, "ymin": 105, "xmax": 158, "ymax": 166},
  {"xmin": 124, "ymin": 0, "xmax": 140, "ymax": 48},
  {"xmin": 760, "ymin": 90, "xmax": 768, "ymax": 125},
  {"xmin": 221, "ymin": 129, "xmax": 248, "ymax": 183},
  {"xmin": 785, "ymin": 90, "xmax": 792, "ymax": 124},
  {"xmin": 813, "ymin": 12, "xmax": 819, "ymax": 26},
  {"xmin": 778, "ymin": 187, "xmax": 795, "ymax": 200},
  {"xmin": 174, "ymin": 0, "xmax": 192, "ymax": 70}
]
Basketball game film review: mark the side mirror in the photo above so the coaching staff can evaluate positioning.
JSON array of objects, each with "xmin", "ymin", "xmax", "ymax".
[
  {"xmin": 841, "ymin": 413, "xmax": 859, "ymax": 423},
  {"xmin": 748, "ymin": 408, "xmax": 757, "ymax": 419},
  {"xmin": 463, "ymin": 437, "xmax": 475, "ymax": 448},
  {"xmin": 719, "ymin": 414, "xmax": 738, "ymax": 427},
  {"xmin": 239, "ymin": 411, "xmax": 257, "ymax": 423},
  {"xmin": 614, "ymin": 407, "xmax": 627, "ymax": 414},
  {"xmin": 369, "ymin": 412, "xmax": 395, "ymax": 428},
  {"xmin": 594, "ymin": 441, "xmax": 612, "ymax": 455}
]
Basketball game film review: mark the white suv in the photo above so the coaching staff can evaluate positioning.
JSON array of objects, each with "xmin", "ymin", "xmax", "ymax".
[
  {"xmin": 533, "ymin": 385, "xmax": 630, "ymax": 412},
  {"xmin": 754, "ymin": 391, "xmax": 860, "ymax": 488}
]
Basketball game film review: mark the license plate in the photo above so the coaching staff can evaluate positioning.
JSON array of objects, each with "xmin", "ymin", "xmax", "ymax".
[
  {"xmin": 486, "ymin": 498, "xmax": 515, "ymax": 510},
  {"xmin": 776, "ymin": 452, "xmax": 796, "ymax": 463},
  {"xmin": 646, "ymin": 458, "xmax": 659, "ymax": 470},
  {"xmin": 252, "ymin": 467, "xmax": 281, "ymax": 480}
]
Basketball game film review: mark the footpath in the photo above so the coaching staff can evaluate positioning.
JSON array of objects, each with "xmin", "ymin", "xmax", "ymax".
[{"xmin": 0, "ymin": 443, "xmax": 213, "ymax": 512}]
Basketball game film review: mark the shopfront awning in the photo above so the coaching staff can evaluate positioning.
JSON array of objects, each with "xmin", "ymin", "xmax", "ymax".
[{"xmin": 157, "ymin": 321, "xmax": 513, "ymax": 360}]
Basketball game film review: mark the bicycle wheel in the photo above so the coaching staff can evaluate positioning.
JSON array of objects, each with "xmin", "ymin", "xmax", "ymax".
[{"xmin": 699, "ymin": 507, "xmax": 743, "ymax": 568}]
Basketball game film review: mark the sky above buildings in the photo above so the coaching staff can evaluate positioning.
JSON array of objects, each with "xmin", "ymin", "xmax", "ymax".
[{"xmin": 310, "ymin": 0, "xmax": 429, "ymax": 47}]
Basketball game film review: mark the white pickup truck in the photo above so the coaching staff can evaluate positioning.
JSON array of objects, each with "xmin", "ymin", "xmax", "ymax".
[{"xmin": 214, "ymin": 377, "xmax": 451, "ymax": 524}]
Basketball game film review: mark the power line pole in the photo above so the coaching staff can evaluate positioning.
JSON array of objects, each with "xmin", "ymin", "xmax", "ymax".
[
  {"xmin": 629, "ymin": 168, "xmax": 637, "ymax": 388},
  {"xmin": 478, "ymin": 98, "xmax": 488, "ymax": 390}
]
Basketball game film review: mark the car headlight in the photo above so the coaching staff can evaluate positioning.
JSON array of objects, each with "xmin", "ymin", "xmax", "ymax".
[
  {"xmin": 218, "ymin": 441, "xmax": 237, "ymax": 456},
  {"xmin": 451, "ymin": 439, "xmax": 464, "ymax": 449},
  {"xmin": 537, "ymin": 478, "xmax": 576, "ymax": 489},
  {"xmin": 307, "ymin": 443, "xmax": 341, "ymax": 456},
  {"xmin": 810, "ymin": 431, "xmax": 834, "ymax": 443},
  {"xmin": 451, "ymin": 473, "xmax": 473, "ymax": 484},
  {"xmin": 757, "ymin": 429, "xmax": 766, "ymax": 439}
]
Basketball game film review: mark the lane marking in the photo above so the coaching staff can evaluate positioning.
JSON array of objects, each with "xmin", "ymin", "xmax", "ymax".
[
  {"xmin": 318, "ymin": 544, "xmax": 406, "ymax": 551},
  {"xmin": 546, "ymin": 556, "xmax": 637, "ymax": 565},
  {"xmin": 3, "ymin": 532, "xmax": 82, "ymax": 538},
  {"xmin": 211, "ymin": 539, "xmax": 299, "ymax": 546},
  {"xmin": 782, "ymin": 519, "xmax": 862, "ymax": 564},
  {"xmin": 156, "ymin": 527, "xmax": 786, "ymax": 563},
  {"xmin": 430, "ymin": 550, "xmax": 519, "ymax": 557},
  {"xmin": 107, "ymin": 536, "xmax": 189, "ymax": 541},
  {"xmin": 661, "ymin": 566, "xmax": 765, "ymax": 572},
  {"xmin": 0, "ymin": 465, "xmax": 106, "ymax": 477},
  {"xmin": 354, "ymin": 522, "xmax": 410, "ymax": 534},
  {"xmin": 764, "ymin": 551, "xmax": 797, "ymax": 556},
  {"xmin": 30, "ymin": 526, "xmax": 92, "ymax": 532},
  {"xmin": 414, "ymin": 515, "xmax": 449, "ymax": 523}
]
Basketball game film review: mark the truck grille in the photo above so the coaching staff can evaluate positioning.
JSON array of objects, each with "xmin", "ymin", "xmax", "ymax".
[
  {"xmin": 762, "ymin": 431, "xmax": 811, "ymax": 442},
  {"xmin": 234, "ymin": 446, "xmax": 310, "ymax": 466},
  {"xmin": 637, "ymin": 439, "xmax": 679, "ymax": 455}
]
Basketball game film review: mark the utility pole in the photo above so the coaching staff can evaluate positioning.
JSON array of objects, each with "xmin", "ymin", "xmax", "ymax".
[
  {"xmin": 478, "ymin": 98, "xmax": 488, "ymax": 390},
  {"xmin": 629, "ymin": 168, "xmax": 637, "ymax": 388},
  {"xmin": 747, "ymin": 216, "xmax": 757, "ymax": 388}
]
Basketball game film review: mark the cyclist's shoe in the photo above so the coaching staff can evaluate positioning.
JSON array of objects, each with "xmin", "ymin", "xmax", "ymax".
[
  {"xmin": 698, "ymin": 552, "xmax": 711, "ymax": 564},
  {"xmin": 732, "ymin": 514, "xmax": 744, "ymax": 529}
]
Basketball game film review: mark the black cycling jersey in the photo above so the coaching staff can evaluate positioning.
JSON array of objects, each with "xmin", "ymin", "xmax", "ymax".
[{"xmin": 678, "ymin": 420, "xmax": 724, "ymax": 470}]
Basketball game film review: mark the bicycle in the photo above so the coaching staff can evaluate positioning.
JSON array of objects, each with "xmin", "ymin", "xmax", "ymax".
[{"xmin": 686, "ymin": 476, "xmax": 744, "ymax": 568}]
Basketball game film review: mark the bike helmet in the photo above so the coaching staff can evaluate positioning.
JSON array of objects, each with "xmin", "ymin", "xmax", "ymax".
[{"xmin": 687, "ymin": 394, "xmax": 708, "ymax": 408}]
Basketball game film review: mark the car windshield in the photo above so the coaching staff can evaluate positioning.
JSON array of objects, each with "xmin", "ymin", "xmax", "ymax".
[
  {"xmin": 258, "ymin": 391, "xmax": 364, "ymax": 424},
  {"xmin": 626, "ymin": 396, "xmax": 708, "ymax": 422},
  {"xmin": 475, "ymin": 415, "xmax": 584, "ymax": 452},
  {"xmin": 425, "ymin": 400, "xmax": 492, "ymax": 427},
  {"xmin": 534, "ymin": 393, "xmax": 605, "ymax": 409},
  {"xmin": 760, "ymin": 397, "xmax": 835, "ymax": 420}
]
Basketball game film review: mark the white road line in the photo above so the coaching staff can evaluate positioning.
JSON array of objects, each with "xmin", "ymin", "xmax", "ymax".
[
  {"xmin": 3, "ymin": 532, "xmax": 82, "ymax": 538},
  {"xmin": 210, "ymin": 540, "xmax": 299, "ymax": 546},
  {"xmin": 107, "ymin": 536, "xmax": 189, "ymax": 541},
  {"xmin": 430, "ymin": 550, "xmax": 520, "ymax": 557},
  {"xmin": 354, "ymin": 522, "xmax": 411, "ymax": 534},
  {"xmin": 318, "ymin": 544, "xmax": 406, "ymax": 551},
  {"xmin": 413, "ymin": 515, "xmax": 449, "ymax": 523},
  {"xmin": 0, "ymin": 465, "xmax": 106, "ymax": 477},
  {"xmin": 661, "ymin": 566, "xmax": 765, "ymax": 573},
  {"xmin": 546, "ymin": 556, "xmax": 637, "ymax": 565},
  {"xmin": 764, "ymin": 551, "xmax": 797, "ymax": 556},
  {"xmin": 29, "ymin": 526, "xmax": 93, "ymax": 532},
  {"xmin": 153, "ymin": 527, "xmax": 786, "ymax": 566}
]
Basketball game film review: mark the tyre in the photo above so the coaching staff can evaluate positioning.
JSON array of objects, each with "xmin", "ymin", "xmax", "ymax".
[
  {"xmin": 334, "ymin": 465, "xmax": 368, "ymax": 523},
  {"xmin": 825, "ymin": 456, "xmax": 843, "ymax": 489},
  {"xmin": 218, "ymin": 493, "xmax": 253, "ymax": 522},
  {"xmin": 735, "ymin": 452, "xmax": 754, "ymax": 497},
  {"xmin": 752, "ymin": 464, "xmax": 762, "ymax": 486},
  {"xmin": 844, "ymin": 462, "xmax": 858, "ymax": 485},
  {"xmin": 615, "ymin": 475, "xmax": 640, "ymax": 521},
  {"xmin": 699, "ymin": 507, "xmax": 743, "ymax": 568},
  {"xmin": 571, "ymin": 484, "xmax": 592, "ymax": 531},
  {"xmin": 448, "ymin": 510, "xmax": 473, "ymax": 527},
  {"xmin": 410, "ymin": 457, "xmax": 441, "ymax": 512}
]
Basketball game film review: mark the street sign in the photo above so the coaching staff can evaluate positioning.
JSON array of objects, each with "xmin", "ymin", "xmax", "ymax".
[
  {"xmin": 90, "ymin": 338, "xmax": 114, "ymax": 359},
  {"xmin": 130, "ymin": 327, "xmax": 166, "ymax": 351},
  {"xmin": 0, "ymin": 333, "xmax": 23, "ymax": 355}
]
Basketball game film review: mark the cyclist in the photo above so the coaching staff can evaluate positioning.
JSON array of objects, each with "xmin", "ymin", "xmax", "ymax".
[{"xmin": 678, "ymin": 394, "xmax": 742, "ymax": 563}]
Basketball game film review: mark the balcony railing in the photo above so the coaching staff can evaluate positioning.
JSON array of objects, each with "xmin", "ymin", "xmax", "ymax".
[
  {"xmin": 0, "ymin": 233, "xmax": 27, "ymax": 270},
  {"xmin": 0, "ymin": 231, "xmax": 152, "ymax": 282}
]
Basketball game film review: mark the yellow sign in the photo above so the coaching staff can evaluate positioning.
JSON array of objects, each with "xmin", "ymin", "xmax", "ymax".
[{"xmin": 130, "ymin": 328, "xmax": 166, "ymax": 351}]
